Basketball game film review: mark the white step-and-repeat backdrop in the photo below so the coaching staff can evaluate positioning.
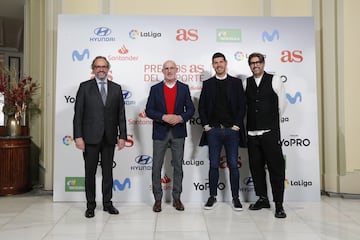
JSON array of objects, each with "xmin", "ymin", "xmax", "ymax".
[{"xmin": 54, "ymin": 15, "xmax": 320, "ymax": 202}]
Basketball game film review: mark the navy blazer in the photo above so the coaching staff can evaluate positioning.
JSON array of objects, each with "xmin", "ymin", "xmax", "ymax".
[
  {"xmin": 73, "ymin": 79, "xmax": 127, "ymax": 145},
  {"xmin": 198, "ymin": 74, "xmax": 246, "ymax": 147},
  {"xmin": 145, "ymin": 81, "xmax": 195, "ymax": 140}
]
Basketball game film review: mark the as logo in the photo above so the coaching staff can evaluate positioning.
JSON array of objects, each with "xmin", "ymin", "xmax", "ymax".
[
  {"xmin": 262, "ymin": 30, "xmax": 279, "ymax": 42},
  {"xmin": 72, "ymin": 49, "xmax": 90, "ymax": 61},
  {"xmin": 176, "ymin": 29, "xmax": 199, "ymax": 41},
  {"xmin": 281, "ymin": 50, "xmax": 303, "ymax": 63}
]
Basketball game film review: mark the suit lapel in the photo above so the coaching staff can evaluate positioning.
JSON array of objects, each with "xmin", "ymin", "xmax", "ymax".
[
  {"xmin": 159, "ymin": 82, "xmax": 167, "ymax": 111},
  {"xmin": 105, "ymin": 80, "xmax": 112, "ymax": 105},
  {"xmin": 174, "ymin": 82, "xmax": 180, "ymax": 111}
]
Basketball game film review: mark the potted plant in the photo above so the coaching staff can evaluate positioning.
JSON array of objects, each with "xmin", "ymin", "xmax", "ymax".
[{"xmin": 0, "ymin": 64, "xmax": 40, "ymax": 136}]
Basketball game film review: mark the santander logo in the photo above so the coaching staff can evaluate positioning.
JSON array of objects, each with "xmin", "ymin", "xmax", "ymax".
[{"xmin": 118, "ymin": 45, "xmax": 129, "ymax": 54}]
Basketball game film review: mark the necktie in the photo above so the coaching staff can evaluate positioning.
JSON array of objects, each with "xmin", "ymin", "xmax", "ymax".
[{"xmin": 99, "ymin": 81, "xmax": 106, "ymax": 104}]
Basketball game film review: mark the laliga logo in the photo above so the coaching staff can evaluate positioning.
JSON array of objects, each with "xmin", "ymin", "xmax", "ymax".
[
  {"xmin": 234, "ymin": 51, "xmax": 245, "ymax": 61},
  {"xmin": 129, "ymin": 29, "xmax": 140, "ymax": 39},
  {"xmin": 284, "ymin": 179, "xmax": 290, "ymax": 188},
  {"xmin": 62, "ymin": 135, "xmax": 73, "ymax": 146}
]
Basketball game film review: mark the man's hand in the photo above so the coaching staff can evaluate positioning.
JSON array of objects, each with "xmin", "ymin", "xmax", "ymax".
[
  {"xmin": 75, "ymin": 137, "xmax": 85, "ymax": 151},
  {"xmin": 231, "ymin": 125, "xmax": 240, "ymax": 131},
  {"xmin": 117, "ymin": 139, "xmax": 125, "ymax": 150},
  {"xmin": 162, "ymin": 114, "xmax": 183, "ymax": 126}
]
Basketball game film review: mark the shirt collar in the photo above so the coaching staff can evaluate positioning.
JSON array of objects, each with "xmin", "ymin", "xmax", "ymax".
[
  {"xmin": 95, "ymin": 77, "xmax": 107, "ymax": 84},
  {"xmin": 164, "ymin": 79, "xmax": 177, "ymax": 88},
  {"xmin": 215, "ymin": 74, "xmax": 227, "ymax": 80}
]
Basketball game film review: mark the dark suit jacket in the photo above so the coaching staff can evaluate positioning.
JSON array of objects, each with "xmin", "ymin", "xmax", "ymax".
[
  {"xmin": 198, "ymin": 74, "xmax": 246, "ymax": 147},
  {"xmin": 73, "ymin": 79, "xmax": 127, "ymax": 144},
  {"xmin": 145, "ymin": 81, "xmax": 195, "ymax": 140}
]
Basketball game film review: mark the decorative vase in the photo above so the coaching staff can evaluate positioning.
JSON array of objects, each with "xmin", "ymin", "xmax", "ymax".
[
  {"xmin": 6, "ymin": 114, "xmax": 22, "ymax": 136},
  {"xmin": 20, "ymin": 110, "xmax": 29, "ymax": 126}
]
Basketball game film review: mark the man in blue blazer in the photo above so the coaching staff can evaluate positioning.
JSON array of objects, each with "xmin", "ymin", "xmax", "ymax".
[
  {"xmin": 198, "ymin": 52, "xmax": 246, "ymax": 211},
  {"xmin": 73, "ymin": 56, "xmax": 127, "ymax": 218},
  {"xmin": 145, "ymin": 60, "xmax": 195, "ymax": 212}
]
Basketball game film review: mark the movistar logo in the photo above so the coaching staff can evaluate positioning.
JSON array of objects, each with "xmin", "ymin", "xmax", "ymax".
[
  {"xmin": 72, "ymin": 49, "xmax": 90, "ymax": 61},
  {"xmin": 113, "ymin": 178, "xmax": 131, "ymax": 191},
  {"xmin": 286, "ymin": 92, "xmax": 302, "ymax": 104},
  {"xmin": 262, "ymin": 30, "xmax": 280, "ymax": 42}
]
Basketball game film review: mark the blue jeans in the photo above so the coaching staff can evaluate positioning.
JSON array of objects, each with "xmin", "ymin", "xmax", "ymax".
[{"xmin": 207, "ymin": 127, "xmax": 240, "ymax": 198}]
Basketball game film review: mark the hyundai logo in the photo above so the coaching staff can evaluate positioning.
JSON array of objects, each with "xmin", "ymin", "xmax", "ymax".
[
  {"xmin": 94, "ymin": 27, "xmax": 112, "ymax": 36},
  {"xmin": 135, "ymin": 155, "xmax": 153, "ymax": 165},
  {"xmin": 243, "ymin": 177, "xmax": 254, "ymax": 186},
  {"xmin": 122, "ymin": 90, "xmax": 132, "ymax": 99}
]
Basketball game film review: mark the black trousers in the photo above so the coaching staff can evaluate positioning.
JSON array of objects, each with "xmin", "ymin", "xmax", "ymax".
[
  {"xmin": 247, "ymin": 130, "xmax": 285, "ymax": 203},
  {"xmin": 83, "ymin": 136, "xmax": 115, "ymax": 210}
]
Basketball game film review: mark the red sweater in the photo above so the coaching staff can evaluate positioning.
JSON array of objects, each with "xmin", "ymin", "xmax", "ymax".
[{"xmin": 164, "ymin": 84, "xmax": 177, "ymax": 114}]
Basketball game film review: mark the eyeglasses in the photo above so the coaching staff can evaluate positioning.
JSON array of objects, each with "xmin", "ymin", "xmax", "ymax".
[
  {"xmin": 163, "ymin": 67, "xmax": 177, "ymax": 71},
  {"xmin": 249, "ymin": 61, "xmax": 263, "ymax": 66},
  {"xmin": 94, "ymin": 65, "xmax": 109, "ymax": 70}
]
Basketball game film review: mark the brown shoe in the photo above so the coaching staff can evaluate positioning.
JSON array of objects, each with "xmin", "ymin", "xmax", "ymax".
[
  {"xmin": 153, "ymin": 200, "xmax": 162, "ymax": 212},
  {"xmin": 173, "ymin": 199, "xmax": 185, "ymax": 211}
]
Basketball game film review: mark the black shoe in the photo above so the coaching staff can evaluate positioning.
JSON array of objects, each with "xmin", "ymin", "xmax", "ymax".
[
  {"xmin": 103, "ymin": 205, "xmax": 119, "ymax": 215},
  {"xmin": 249, "ymin": 197, "xmax": 270, "ymax": 210},
  {"xmin": 153, "ymin": 200, "xmax": 162, "ymax": 212},
  {"xmin": 204, "ymin": 196, "xmax": 217, "ymax": 210},
  {"xmin": 232, "ymin": 198, "xmax": 243, "ymax": 211},
  {"xmin": 85, "ymin": 209, "xmax": 95, "ymax": 218},
  {"xmin": 173, "ymin": 199, "xmax": 185, "ymax": 211},
  {"xmin": 275, "ymin": 203, "xmax": 287, "ymax": 218}
]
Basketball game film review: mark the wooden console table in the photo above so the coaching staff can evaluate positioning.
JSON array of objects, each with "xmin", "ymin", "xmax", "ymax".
[{"xmin": 0, "ymin": 136, "xmax": 31, "ymax": 196}]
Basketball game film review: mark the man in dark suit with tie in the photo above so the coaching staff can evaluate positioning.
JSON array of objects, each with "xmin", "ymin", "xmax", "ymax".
[
  {"xmin": 198, "ymin": 52, "xmax": 246, "ymax": 211},
  {"xmin": 73, "ymin": 56, "xmax": 127, "ymax": 218},
  {"xmin": 145, "ymin": 60, "xmax": 195, "ymax": 212}
]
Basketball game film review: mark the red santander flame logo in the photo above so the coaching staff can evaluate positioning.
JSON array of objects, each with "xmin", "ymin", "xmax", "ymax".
[
  {"xmin": 118, "ymin": 45, "xmax": 129, "ymax": 54},
  {"xmin": 161, "ymin": 175, "xmax": 171, "ymax": 184}
]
